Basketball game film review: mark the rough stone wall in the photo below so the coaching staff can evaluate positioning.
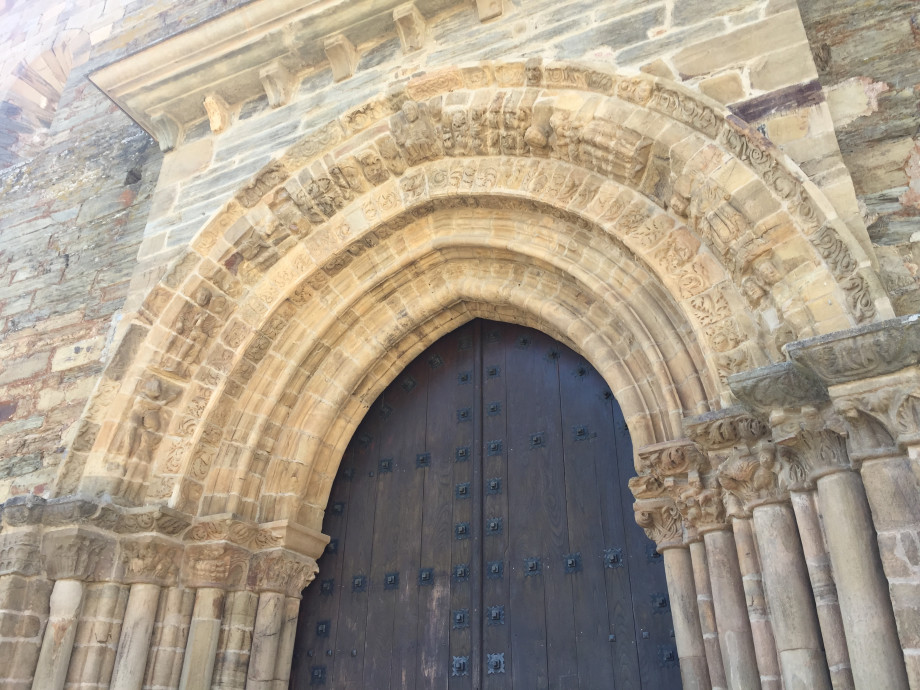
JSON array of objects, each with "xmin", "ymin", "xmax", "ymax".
[
  {"xmin": 0, "ymin": 0, "xmax": 260, "ymax": 500},
  {"xmin": 797, "ymin": 0, "xmax": 920, "ymax": 314}
]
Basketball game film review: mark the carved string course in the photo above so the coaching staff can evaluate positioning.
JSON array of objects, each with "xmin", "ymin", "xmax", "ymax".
[{"xmin": 58, "ymin": 61, "xmax": 892, "ymax": 535}]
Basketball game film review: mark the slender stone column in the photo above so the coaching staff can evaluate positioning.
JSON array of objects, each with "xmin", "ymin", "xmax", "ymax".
[
  {"xmin": 248, "ymin": 591, "xmax": 285, "ymax": 690},
  {"xmin": 31, "ymin": 579, "xmax": 84, "ymax": 690},
  {"xmin": 729, "ymin": 514, "xmax": 781, "ymax": 690},
  {"xmin": 789, "ymin": 490, "xmax": 853, "ymax": 689},
  {"xmin": 663, "ymin": 545, "xmax": 711, "ymax": 690},
  {"xmin": 179, "ymin": 587, "xmax": 226, "ymax": 690},
  {"xmin": 703, "ymin": 526, "xmax": 762, "ymax": 690},
  {"xmin": 689, "ymin": 539, "xmax": 727, "ymax": 690},
  {"xmin": 817, "ymin": 466, "xmax": 909, "ymax": 689},
  {"xmin": 212, "ymin": 589, "xmax": 258, "ymax": 687},
  {"xmin": 753, "ymin": 501, "xmax": 830, "ymax": 689},
  {"xmin": 0, "ymin": 572, "xmax": 52, "ymax": 690},
  {"xmin": 110, "ymin": 582, "xmax": 161, "ymax": 690},
  {"xmin": 66, "ymin": 581, "xmax": 130, "ymax": 687},
  {"xmin": 273, "ymin": 595, "xmax": 302, "ymax": 689},
  {"xmin": 144, "ymin": 586, "xmax": 195, "ymax": 690}
]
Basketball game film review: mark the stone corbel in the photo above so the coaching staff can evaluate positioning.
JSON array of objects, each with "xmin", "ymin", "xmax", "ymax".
[
  {"xmin": 393, "ymin": 3, "xmax": 427, "ymax": 53},
  {"xmin": 259, "ymin": 62, "xmax": 293, "ymax": 108},
  {"xmin": 474, "ymin": 0, "xmax": 503, "ymax": 22},
  {"xmin": 149, "ymin": 109, "xmax": 182, "ymax": 152},
  {"xmin": 324, "ymin": 34, "xmax": 357, "ymax": 82},
  {"xmin": 203, "ymin": 93, "xmax": 231, "ymax": 133}
]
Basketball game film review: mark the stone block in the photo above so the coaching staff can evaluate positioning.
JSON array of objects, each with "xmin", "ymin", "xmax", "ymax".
[
  {"xmin": 673, "ymin": 11, "xmax": 809, "ymax": 78},
  {"xmin": 51, "ymin": 334, "xmax": 105, "ymax": 372},
  {"xmin": 700, "ymin": 71, "xmax": 746, "ymax": 104},
  {"xmin": 0, "ymin": 352, "xmax": 49, "ymax": 386},
  {"xmin": 750, "ymin": 43, "xmax": 817, "ymax": 91}
]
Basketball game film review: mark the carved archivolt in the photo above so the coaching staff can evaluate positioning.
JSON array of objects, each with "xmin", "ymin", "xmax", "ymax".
[{"xmin": 59, "ymin": 61, "xmax": 889, "ymax": 531}]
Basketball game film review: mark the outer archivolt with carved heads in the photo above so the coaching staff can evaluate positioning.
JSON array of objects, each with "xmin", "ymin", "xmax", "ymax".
[{"xmin": 59, "ymin": 61, "xmax": 890, "ymax": 541}]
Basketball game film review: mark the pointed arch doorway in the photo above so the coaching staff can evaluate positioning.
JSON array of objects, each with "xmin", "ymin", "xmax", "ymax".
[{"xmin": 290, "ymin": 320, "xmax": 679, "ymax": 688}]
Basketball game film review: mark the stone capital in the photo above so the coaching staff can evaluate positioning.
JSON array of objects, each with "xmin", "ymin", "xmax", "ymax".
[
  {"xmin": 717, "ymin": 441, "xmax": 805, "ymax": 508},
  {"xmin": 41, "ymin": 527, "xmax": 115, "ymax": 581},
  {"xmin": 181, "ymin": 541, "xmax": 250, "ymax": 590},
  {"xmin": 117, "ymin": 537, "xmax": 183, "ymax": 586},
  {"xmin": 636, "ymin": 439, "xmax": 706, "ymax": 478},
  {"xmin": 772, "ymin": 421, "xmax": 851, "ymax": 481},
  {"xmin": 0, "ymin": 529, "xmax": 42, "ymax": 577},
  {"xmin": 675, "ymin": 483, "xmax": 727, "ymax": 533},
  {"xmin": 633, "ymin": 498, "xmax": 684, "ymax": 550},
  {"xmin": 248, "ymin": 548, "xmax": 319, "ymax": 596}
]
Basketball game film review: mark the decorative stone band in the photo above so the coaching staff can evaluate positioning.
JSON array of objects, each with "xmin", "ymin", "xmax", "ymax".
[
  {"xmin": 0, "ymin": 496, "xmax": 329, "ymax": 595},
  {"xmin": 633, "ymin": 498, "xmax": 684, "ymax": 551},
  {"xmin": 728, "ymin": 361, "xmax": 829, "ymax": 414},
  {"xmin": 786, "ymin": 314, "xmax": 920, "ymax": 387}
]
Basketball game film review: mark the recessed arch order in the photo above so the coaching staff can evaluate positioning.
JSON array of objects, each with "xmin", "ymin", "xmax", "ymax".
[{"xmin": 59, "ymin": 60, "xmax": 893, "ymax": 532}]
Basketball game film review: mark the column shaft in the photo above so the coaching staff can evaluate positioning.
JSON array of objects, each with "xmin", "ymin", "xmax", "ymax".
[
  {"xmin": 690, "ymin": 540, "xmax": 727, "ymax": 690},
  {"xmin": 753, "ymin": 502, "xmax": 831, "ymax": 689},
  {"xmin": 860, "ymin": 454, "xmax": 920, "ymax": 687},
  {"xmin": 31, "ymin": 579, "xmax": 84, "ymax": 690},
  {"xmin": 732, "ymin": 517, "xmax": 781, "ymax": 690},
  {"xmin": 0, "ymin": 573, "xmax": 52, "ymax": 690},
  {"xmin": 663, "ymin": 547, "xmax": 711, "ymax": 690},
  {"xmin": 179, "ymin": 588, "xmax": 225, "ymax": 690},
  {"xmin": 212, "ymin": 590, "xmax": 258, "ymax": 688},
  {"xmin": 247, "ymin": 591, "xmax": 285, "ymax": 690},
  {"xmin": 703, "ymin": 528, "xmax": 762, "ymax": 690},
  {"xmin": 110, "ymin": 582, "xmax": 161, "ymax": 690},
  {"xmin": 817, "ymin": 470, "xmax": 909, "ymax": 689},
  {"xmin": 144, "ymin": 586, "xmax": 195, "ymax": 690},
  {"xmin": 66, "ymin": 581, "xmax": 129, "ymax": 688},
  {"xmin": 790, "ymin": 490, "xmax": 853, "ymax": 689}
]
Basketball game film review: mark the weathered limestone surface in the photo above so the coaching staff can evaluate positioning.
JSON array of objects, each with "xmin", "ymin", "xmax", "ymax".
[{"xmin": 0, "ymin": 0, "xmax": 919, "ymax": 688}]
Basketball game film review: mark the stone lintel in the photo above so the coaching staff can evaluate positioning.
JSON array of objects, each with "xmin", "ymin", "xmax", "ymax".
[
  {"xmin": 786, "ymin": 314, "xmax": 920, "ymax": 387},
  {"xmin": 728, "ymin": 361, "xmax": 828, "ymax": 414}
]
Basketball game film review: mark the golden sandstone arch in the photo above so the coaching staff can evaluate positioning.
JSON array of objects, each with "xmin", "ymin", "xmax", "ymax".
[{"xmin": 8, "ymin": 60, "xmax": 918, "ymax": 689}]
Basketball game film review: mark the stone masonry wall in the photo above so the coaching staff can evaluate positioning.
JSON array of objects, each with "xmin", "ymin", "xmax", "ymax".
[{"xmin": 0, "ymin": 0, "xmax": 874, "ymax": 500}]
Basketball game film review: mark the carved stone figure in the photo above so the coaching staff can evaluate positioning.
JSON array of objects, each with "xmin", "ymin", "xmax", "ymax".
[{"xmin": 391, "ymin": 100, "xmax": 439, "ymax": 165}]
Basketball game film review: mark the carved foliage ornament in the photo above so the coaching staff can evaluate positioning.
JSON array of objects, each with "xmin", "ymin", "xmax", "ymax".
[
  {"xmin": 684, "ymin": 408, "xmax": 769, "ymax": 451},
  {"xmin": 248, "ymin": 548, "xmax": 319, "ymax": 597},
  {"xmin": 637, "ymin": 440, "xmax": 704, "ymax": 477},
  {"xmin": 676, "ymin": 484, "xmax": 726, "ymax": 532},
  {"xmin": 634, "ymin": 499, "xmax": 683, "ymax": 548}
]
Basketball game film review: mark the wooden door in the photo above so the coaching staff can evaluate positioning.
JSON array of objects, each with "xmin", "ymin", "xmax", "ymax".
[{"xmin": 290, "ymin": 320, "xmax": 680, "ymax": 689}]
